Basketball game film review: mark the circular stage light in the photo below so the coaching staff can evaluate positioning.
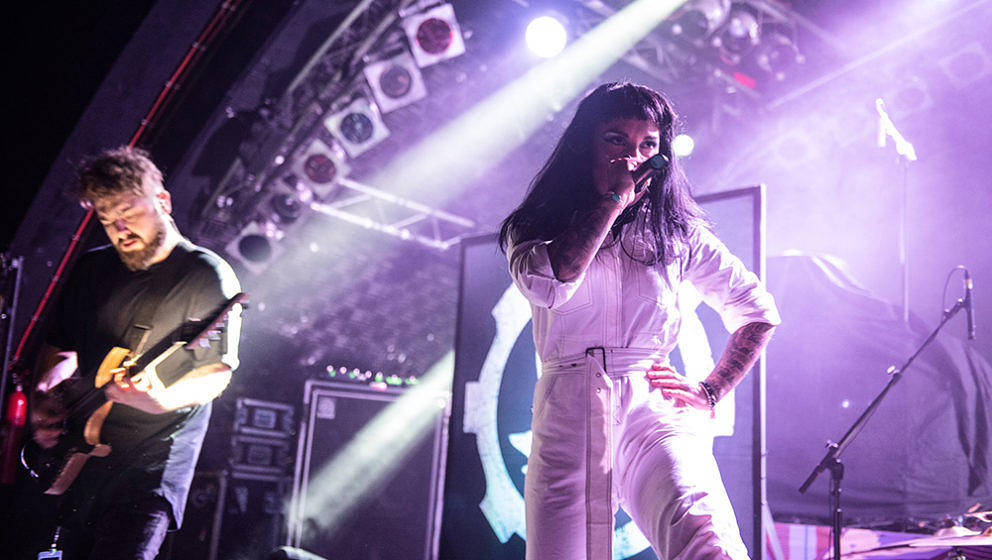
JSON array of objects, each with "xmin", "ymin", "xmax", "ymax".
[
  {"xmin": 379, "ymin": 64, "xmax": 413, "ymax": 99},
  {"xmin": 303, "ymin": 153, "xmax": 338, "ymax": 184},
  {"xmin": 271, "ymin": 193, "xmax": 304, "ymax": 224},
  {"xmin": 756, "ymin": 29, "xmax": 801, "ymax": 80},
  {"xmin": 416, "ymin": 17, "xmax": 454, "ymax": 55},
  {"xmin": 238, "ymin": 233, "xmax": 273, "ymax": 263},
  {"xmin": 339, "ymin": 112, "xmax": 375, "ymax": 144},
  {"xmin": 717, "ymin": 7, "xmax": 759, "ymax": 56},
  {"xmin": 672, "ymin": 133, "xmax": 695, "ymax": 157},
  {"xmin": 525, "ymin": 16, "xmax": 567, "ymax": 58}
]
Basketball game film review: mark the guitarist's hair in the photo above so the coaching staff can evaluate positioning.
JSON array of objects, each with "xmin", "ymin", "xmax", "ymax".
[{"xmin": 71, "ymin": 146, "xmax": 165, "ymax": 208}]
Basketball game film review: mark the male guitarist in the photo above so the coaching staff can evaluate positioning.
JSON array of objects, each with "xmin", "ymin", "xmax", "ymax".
[{"xmin": 20, "ymin": 147, "xmax": 242, "ymax": 559}]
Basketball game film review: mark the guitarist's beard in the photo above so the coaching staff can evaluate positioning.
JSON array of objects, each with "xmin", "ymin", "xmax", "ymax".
[{"xmin": 117, "ymin": 220, "xmax": 166, "ymax": 271}]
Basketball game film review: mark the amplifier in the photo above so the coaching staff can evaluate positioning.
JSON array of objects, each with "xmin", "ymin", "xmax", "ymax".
[
  {"xmin": 229, "ymin": 434, "xmax": 293, "ymax": 475},
  {"xmin": 233, "ymin": 398, "xmax": 295, "ymax": 439},
  {"xmin": 288, "ymin": 379, "xmax": 449, "ymax": 560}
]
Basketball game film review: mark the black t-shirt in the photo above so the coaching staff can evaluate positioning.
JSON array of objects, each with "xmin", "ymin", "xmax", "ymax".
[{"xmin": 47, "ymin": 239, "xmax": 241, "ymax": 527}]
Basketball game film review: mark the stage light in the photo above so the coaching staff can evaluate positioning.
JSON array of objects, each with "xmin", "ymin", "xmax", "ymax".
[
  {"xmin": 225, "ymin": 221, "xmax": 284, "ymax": 274},
  {"xmin": 526, "ymin": 15, "xmax": 568, "ymax": 58},
  {"xmin": 324, "ymin": 95, "xmax": 390, "ymax": 158},
  {"xmin": 302, "ymin": 154, "xmax": 336, "ymax": 184},
  {"xmin": 292, "ymin": 139, "xmax": 349, "ymax": 200},
  {"xmin": 368, "ymin": 0, "xmax": 685, "ymax": 216},
  {"xmin": 270, "ymin": 192, "xmax": 305, "ymax": 225},
  {"xmin": 884, "ymin": 75, "xmax": 933, "ymax": 117},
  {"xmin": 755, "ymin": 26, "xmax": 801, "ymax": 80},
  {"xmin": 672, "ymin": 133, "xmax": 695, "ymax": 157},
  {"xmin": 937, "ymin": 41, "xmax": 991, "ymax": 89},
  {"xmin": 668, "ymin": 0, "xmax": 730, "ymax": 42},
  {"xmin": 363, "ymin": 50, "xmax": 428, "ymax": 113},
  {"xmin": 402, "ymin": 3, "xmax": 466, "ymax": 68},
  {"xmin": 715, "ymin": 4, "xmax": 759, "ymax": 59}
]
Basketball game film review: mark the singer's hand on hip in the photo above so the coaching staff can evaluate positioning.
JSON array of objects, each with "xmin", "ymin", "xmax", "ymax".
[{"xmin": 646, "ymin": 363, "xmax": 709, "ymax": 410}]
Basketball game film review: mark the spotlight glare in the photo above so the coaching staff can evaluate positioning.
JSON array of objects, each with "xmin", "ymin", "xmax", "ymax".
[
  {"xmin": 672, "ymin": 133, "xmax": 695, "ymax": 157},
  {"xmin": 369, "ymin": 0, "xmax": 686, "ymax": 219},
  {"xmin": 526, "ymin": 16, "xmax": 568, "ymax": 58}
]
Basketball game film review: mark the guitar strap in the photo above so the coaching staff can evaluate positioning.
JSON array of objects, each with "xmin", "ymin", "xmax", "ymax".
[
  {"xmin": 47, "ymin": 249, "xmax": 188, "ymax": 550},
  {"xmin": 124, "ymin": 251, "xmax": 185, "ymax": 357}
]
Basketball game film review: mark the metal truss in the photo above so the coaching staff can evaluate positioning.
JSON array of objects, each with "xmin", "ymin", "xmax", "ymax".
[
  {"xmin": 195, "ymin": 0, "xmax": 421, "ymax": 244},
  {"xmin": 311, "ymin": 178, "xmax": 476, "ymax": 251},
  {"xmin": 569, "ymin": 0, "xmax": 838, "ymax": 100}
]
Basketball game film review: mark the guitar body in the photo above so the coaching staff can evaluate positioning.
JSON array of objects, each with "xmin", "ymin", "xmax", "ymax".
[
  {"xmin": 21, "ymin": 347, "xmax": 130, "ymax": 495},
  {"xmin": 21, "ymin": 294, "xmax": 244, "ymax": 495}
]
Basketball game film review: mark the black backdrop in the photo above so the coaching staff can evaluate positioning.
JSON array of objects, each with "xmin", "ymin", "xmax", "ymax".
[{"xmin": 440, "ymin": 187, "xmax": 766, "ymax": 560}]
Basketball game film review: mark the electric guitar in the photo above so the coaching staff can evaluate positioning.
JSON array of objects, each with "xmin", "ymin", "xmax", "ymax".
[{"xmin": 21, "ymin": 293, "xmax": 245, "ymax": 495}]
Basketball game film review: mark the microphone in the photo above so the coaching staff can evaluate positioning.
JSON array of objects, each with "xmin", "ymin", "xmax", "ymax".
[
  {"xmin": 633, "ymin": 153, "xmax": 670, "ymax": 193},
  {"xmin": 965, "ymin": 269, "xmax": 976, "ymax": 340}
]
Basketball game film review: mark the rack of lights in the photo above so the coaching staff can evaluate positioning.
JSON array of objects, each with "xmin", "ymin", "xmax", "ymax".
[
  {"xmin": 571, "ymin": 0, "xmax": 832, "ymax": 94},
  {"xmin": 196, "ymin": 0, "xmax": 474, "ymax": 270}
]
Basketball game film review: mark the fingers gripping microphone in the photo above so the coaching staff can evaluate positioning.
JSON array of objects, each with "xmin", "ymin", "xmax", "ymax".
[
  {"xmin": 965, "ymin": 270, "xmax": 976, "ymax": 340},
  {"xmin": 633, "ymin": 153, "xmax": 670, "ymax": 194}
]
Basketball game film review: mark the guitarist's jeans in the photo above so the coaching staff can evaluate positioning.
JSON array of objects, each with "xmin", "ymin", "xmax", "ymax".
[{"xmin": 58, "ymin": 493, "xmax": 171, "ymax": 560}]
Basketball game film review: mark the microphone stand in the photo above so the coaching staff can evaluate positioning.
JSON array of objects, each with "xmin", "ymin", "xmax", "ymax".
[
  {"xmin": 875, "ymin": 98, "xmax": 917, "ymax": 324},
  {"xmin": 798, "ymin": 296, "xmax": 969, "ymax": 560}
]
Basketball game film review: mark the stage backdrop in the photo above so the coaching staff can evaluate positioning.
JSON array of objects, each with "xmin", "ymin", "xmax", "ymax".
[{"xmin": 440, "ymin": 187, "xmax": 767, "ymax": 560}]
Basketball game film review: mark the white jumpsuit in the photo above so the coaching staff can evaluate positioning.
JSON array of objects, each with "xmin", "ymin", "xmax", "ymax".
[{"xmin": 507, "ymin": 226, "xmax": 781, "ymax": 560}]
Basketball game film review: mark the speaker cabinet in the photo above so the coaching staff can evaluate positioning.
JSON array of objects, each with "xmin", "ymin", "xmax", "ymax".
[{"xmin": 288, "ymin": 380, "xmax": 448, "ymax": 560}]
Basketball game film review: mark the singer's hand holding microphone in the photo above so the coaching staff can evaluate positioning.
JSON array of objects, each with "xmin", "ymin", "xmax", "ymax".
[{"xmin": 604, "ymin": 153, "xmax": 670, "ymax": 208}]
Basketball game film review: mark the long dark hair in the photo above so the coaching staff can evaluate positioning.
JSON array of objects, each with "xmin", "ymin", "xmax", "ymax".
[{"xmin": 498, "ymin": 82, "xmax": 707, "ymax": 266}]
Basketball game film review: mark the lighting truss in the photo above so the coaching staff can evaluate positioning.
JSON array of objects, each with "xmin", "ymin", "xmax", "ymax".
[
  {"xmin": 195, "ymin": 0, "xmax": 480, "ymax": 256},
  {"xmin": 570, "ymin": 0, "xmax": 837, "ymax": 97},
  {"xmin": 571, "ymin": 0, "xmax": 760, "ymax": 95},
  {"xmin": 310, "ymin": 177, "xmax": 476, "ymax": 251},
  {"xmin": 195, "ymin": 0, "xmax": 421, "ymax": 244}
]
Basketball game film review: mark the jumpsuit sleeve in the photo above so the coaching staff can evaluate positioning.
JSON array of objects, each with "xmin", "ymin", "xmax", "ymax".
[
  {"xmin": 683, "ymin": 226, "xmax": 781, "ymax": 333},
  {"xmin": 506, "ymin": 232, "xmax": 588, "ymax": 310}
]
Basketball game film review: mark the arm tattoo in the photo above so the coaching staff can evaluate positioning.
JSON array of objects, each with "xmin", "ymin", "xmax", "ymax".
[
  {"xmin": 705, "ymin": 321, "xmax": 776, "ymax": 401},
  {"xmin": 546, "ymin": 199, "xmax": 623, "ymax": 281}
]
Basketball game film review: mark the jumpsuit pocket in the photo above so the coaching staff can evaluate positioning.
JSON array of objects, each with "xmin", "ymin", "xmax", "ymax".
[
  {"xmin": 532, "ymin": 373, "xmax": 559, "ymax": 421},
  {"xmin": 549, "ymin": 280, "xmax": 592, "ymax": 315},
  {"xmin": 532, "ymin": 372, "xmax": 585, "ymax": 423}
]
